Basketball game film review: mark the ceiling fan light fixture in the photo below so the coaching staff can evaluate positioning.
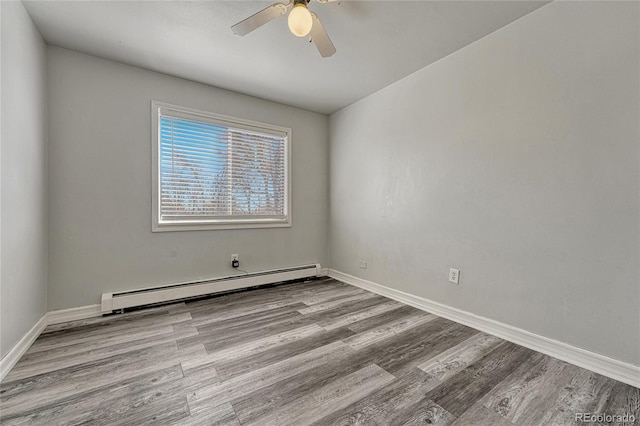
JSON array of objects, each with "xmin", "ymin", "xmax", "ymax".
[
  {"xmin": 231, "ymin": 0, "xmax": 335, "ymax": 57},
  {"xmin": 288, "ymin": 2, "xmax": 313, "ymax": 37}
]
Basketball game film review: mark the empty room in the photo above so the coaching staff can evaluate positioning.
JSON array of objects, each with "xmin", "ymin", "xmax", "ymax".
[{"xmin": 1, "ymin": 0, "xmax": 638, "ymax": 424}]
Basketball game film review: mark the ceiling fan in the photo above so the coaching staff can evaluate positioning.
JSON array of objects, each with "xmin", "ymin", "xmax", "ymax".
[{"xmin": 231, "ymin": 0, "xmax": 337, "ymax": 57}]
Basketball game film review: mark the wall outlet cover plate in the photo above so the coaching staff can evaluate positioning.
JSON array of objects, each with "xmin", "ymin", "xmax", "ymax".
[{"xmin": 449, "ymin": 268, "xmax": 460, "ymax": 284}]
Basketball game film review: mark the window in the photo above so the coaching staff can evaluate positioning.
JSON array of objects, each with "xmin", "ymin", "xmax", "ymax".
[{"xmin": 152, "ymin": 101, "xmax": 291, "ymax": 231}]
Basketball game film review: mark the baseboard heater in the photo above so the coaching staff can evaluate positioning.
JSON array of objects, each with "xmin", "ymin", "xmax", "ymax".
[{"xmin": 101, "ymin": 263, "xmax": 321, "ymax": 313}]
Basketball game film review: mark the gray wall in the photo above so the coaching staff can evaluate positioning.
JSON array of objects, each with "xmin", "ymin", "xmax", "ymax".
[
  {"xmin": 47, "ymin": 47, "xmax": 329, "ymax": 311},
  {"xmin": 329, "ymin": 1, "xmax": 639, "ymax": 365},
  {"xmin": 1, "ymin": 1, "xmax": 49, "ymax": 358}
]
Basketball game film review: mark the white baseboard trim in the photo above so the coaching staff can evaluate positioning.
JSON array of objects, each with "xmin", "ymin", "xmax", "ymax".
[
  {"xmin": 319, "ymin": 268, "xmax": 329, "ymax": 277},
  {"xmin": 47, "ymin": 304, "xmax": 103, "ymax": 325},
  {"xmin": 329, "ymin": 269, "xmax": 640, "ymax": 388},
  {"xmin": 0, "ymin": 314, "xmax": 48, "ymax": 382},
  {"xmin": 1, "ymin": 304, "xmax": 102, "ymax": 381},
  {"xmin": 0, "ymin": 270, "xmax": 325, "ymax": 379}
]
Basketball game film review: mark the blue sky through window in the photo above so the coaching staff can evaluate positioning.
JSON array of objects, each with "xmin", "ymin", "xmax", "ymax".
[{"xmin": 159, "ymin": 115, "xmax": 286, "ymax": 219}]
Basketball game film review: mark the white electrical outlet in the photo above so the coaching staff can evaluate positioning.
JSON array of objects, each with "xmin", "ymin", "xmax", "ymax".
[
  {"xmin": 449, "ymin": 268, "xmax": 460, "ymax": 284},
  {"xmin": 231, "ymin": 254, "xmax": 239, "ymax": 262},
  {"xmin": 359, "ymin": 261, "xmax": 367, "ymax": 269}
]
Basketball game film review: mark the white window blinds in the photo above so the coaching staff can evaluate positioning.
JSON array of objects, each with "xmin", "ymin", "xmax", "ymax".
[{"xmin": 153, "ymin": 103, "xmax": 290, "ymax": 230}]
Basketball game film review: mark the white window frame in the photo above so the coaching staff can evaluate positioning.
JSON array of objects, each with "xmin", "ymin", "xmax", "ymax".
[{"xmin": 151, "ymin": 101, "xmax": 292, "ymax": 232}]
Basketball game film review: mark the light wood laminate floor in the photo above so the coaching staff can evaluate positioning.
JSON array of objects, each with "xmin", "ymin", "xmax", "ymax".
[{"xmin": 1, "ymin": 278, "xmax": 638, "ymax": 425}]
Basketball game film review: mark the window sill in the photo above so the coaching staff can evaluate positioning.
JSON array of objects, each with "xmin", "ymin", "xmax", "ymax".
[{"xmin": 152, "ymin": 220, "xmax": 292, "ymax": 232}]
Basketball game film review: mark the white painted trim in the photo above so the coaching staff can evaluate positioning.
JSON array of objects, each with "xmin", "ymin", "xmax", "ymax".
[
  {"xmin": 328, "ymin": 269, "xmax": 640, "ymax": 388},
  {"xmin": 47, "ymin": 304, "xmax": 103, "ymax": 325},
  {"xmin": 0, "ymin": 314, "xmax": 47, "ymax": 381},
  {"xmin": 1, "ymin": 306, "xmax": 103, "ymax": 381},
  {"xmin": 319, "ymin": 267, "xmax": 329, "ymax": 276},
  {"xmin": 1, "ymin": 270, "xmax": 328, "ymax": 380}
]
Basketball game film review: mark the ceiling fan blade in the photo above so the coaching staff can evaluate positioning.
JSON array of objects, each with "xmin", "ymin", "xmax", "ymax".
[
  {"xmin": 309, "ymin": 13, "xmax": 336, "ymax": 57},
  {"xmin": 231, "ymin": 3, "xmax": 289, "ymax": 36}
]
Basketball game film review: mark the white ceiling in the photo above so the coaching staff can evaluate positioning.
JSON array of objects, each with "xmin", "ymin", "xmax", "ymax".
[{"xmin": 23, "ymin": 1, "xmax": 548, "ymax": 114}]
